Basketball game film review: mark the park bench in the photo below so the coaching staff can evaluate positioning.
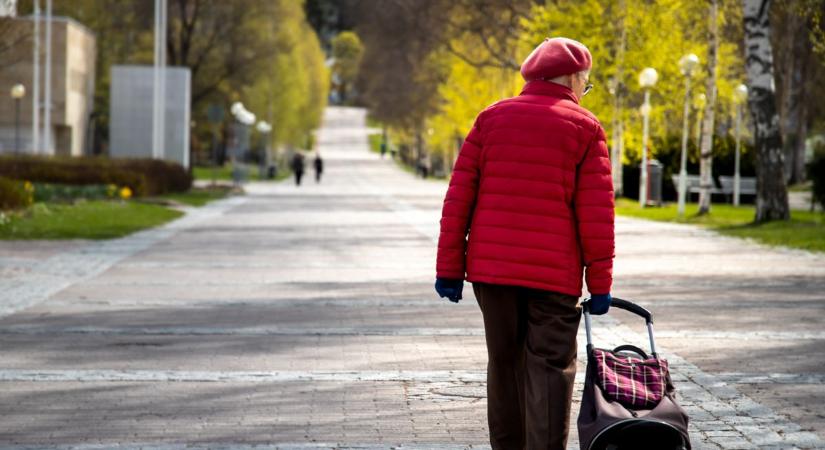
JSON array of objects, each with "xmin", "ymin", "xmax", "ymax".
[
  {"xmin": 718, "ymin": 176, "xmax": 757, "ymax": 197},
  {"xmin": 670, "ymin": 174, "xmax": 756, "ymax": 202},
  {"xmin": 671, "ymin": 174, "xmax": 723, "ymax": 197}
]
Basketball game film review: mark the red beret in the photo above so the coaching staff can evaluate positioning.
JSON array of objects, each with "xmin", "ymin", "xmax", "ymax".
[{"xmin": 520, "ymin": 37, "xmax": 592, "ymax": 81}]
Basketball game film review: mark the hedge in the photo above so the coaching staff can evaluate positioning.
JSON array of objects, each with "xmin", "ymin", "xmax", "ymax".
[
  {"xmin": 0, "ymin": 155, "xmax": 192, "ymax": 196},
  {"xmin": 32, "ymin": 183, "xmax": 112, "ymax": 203}
]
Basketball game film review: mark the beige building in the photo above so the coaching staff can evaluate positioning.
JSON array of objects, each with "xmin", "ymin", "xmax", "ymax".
[{"xmin": 0, "ymin": 15, "xmax": 96, "ymax": 156}]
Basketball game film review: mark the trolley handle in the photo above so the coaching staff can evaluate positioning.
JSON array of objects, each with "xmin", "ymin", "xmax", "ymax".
[
  {"xmin": 582, "ymin": 297, "xmax": 659, "ymax": 358},
  {"xmin": 582, "ymin": 297, "xmax": 652, "ymax": 323},
  {"xmin": 610, "ymin": 297, "xmax": 653, "ymax": 324}
]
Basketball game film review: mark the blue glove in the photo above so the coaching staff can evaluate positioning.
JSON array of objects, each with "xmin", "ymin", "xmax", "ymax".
[
  {"xmin": 588, "ymin": 293, "xmax": 612, "ymax": 315},
  {"xmin": 435, "ymin": 278, "xmax": 463, "ymax": 303}
]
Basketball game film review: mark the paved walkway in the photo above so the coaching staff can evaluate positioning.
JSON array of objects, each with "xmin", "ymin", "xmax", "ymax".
[
  {"xmin": 789, "ymin": 191, "xmax": 821, "ymax": 212},
  {"xmin": 1, "ymin": 107, "xmax": 824, "ymax": 449}
]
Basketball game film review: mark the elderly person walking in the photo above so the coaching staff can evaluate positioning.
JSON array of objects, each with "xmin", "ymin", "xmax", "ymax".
[{"xmin": 434, "ymin": 38, "xmax": 615, "ymax": 449}]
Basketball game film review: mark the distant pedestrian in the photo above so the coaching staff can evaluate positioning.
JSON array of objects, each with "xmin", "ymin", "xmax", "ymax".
[
  {"xmin": 417, "ymin": 155, "xmax": 429, "ymax": 179},
  {"xmin": 314, "ymin": 152, "xmax": 324, "ymax": 183},
  {"xmin": 291, "ymin": 152, "xmax": 305, "ymax": 186},
  {"xmin": 434, "ymin": 37, "xmax": 614, "ymax": 450}
]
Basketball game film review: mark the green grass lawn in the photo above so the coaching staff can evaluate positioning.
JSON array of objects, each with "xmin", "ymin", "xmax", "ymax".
[
  {"xmin": 368, "ymin": 133, "xmax": 382, "ymax": 154},
  {"xmin": 157, "ymin": 186, "xmax": 233, "ymax": 207},
  {"xmin": 0, "ymin": 200, "xmax": 183, "ymax": 240},
  {"xmin": 615, "ymin": 198, "xmax": 825, "ymax": 252},
  {"xmin": 192, "ymin": 164, "xmax": 262, "ymax": 181},
  {"xmin": 193, "ymin": 164, "xmax": 293, "ymax": 182}
]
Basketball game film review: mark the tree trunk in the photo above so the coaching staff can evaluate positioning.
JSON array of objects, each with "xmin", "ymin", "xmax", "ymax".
[
  {"xmin": 611, "ymin": 0, "xmax": 627, "ymax": 198},
  {"xmin": 788, "ymin": 15, "xmax": 810, "ymax": 185},
  {"xmin": 776, "ymin": 4, "xmax": 811, "ymax": 184},
  {"xmin": 698, "ymin": 0, "xmax": 719, "ymax": 215},
  {"xmin": 743, "ymin": 0, "xmax": 790, "ymax": 222},
  {"xmin": 794, "ymin": 103, "xmax": 808, "ymax": 183}
]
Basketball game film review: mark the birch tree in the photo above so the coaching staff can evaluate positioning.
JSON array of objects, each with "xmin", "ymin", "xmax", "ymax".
[
  {"xmin": 698, "ymin": 0, "xmax": 719, "ymax": 215},
  {"xmin": 743, "ymin": 0, "xmax": 790, "ymax": 221},
  {"xmin": 611, "ymin": 0, "xmax": 628, "ymax": 198}
]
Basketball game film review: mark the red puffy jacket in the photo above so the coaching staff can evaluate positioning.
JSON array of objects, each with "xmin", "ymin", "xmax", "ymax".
[{"xmin": 436, "ymin": 80, "xmax": 614, "ymax": 297}]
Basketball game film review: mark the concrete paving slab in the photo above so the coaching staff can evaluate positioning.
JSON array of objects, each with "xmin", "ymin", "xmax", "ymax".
[{"xmin": 1, "ymin": 106, "xmax": 824, "ymax": 449}]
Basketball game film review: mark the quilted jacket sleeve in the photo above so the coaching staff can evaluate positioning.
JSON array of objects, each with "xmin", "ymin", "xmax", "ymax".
[
  {"xmin": 574, "ymin": 123, "xmax": 615, "ymax": 295},
  {"xmin": 436, "ymin": 115, "xmax": 483, "ymax": 280}
]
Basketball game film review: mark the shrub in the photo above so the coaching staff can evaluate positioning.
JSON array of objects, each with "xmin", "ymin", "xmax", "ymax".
[
  {"xmin": 113, "ymin": 158, "xmax": 192, "ymax": 195},
  {"xmin": 32, "ymin": 183, "xmax": 111, "ymax": 203},
  {"xmin": 809, "ymin": 144, "xmax": 825, "ymax": 211},
  {"xmin": 0, "ymin": 176, "xmax": 33, "ymax": 211},
  {"xmin": 0, "ymin": 155, "xmax": 192, "ymax": 196}
]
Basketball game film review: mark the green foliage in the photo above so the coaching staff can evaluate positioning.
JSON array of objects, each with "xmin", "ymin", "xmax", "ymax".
[
  {"xmin": 192, "ymin": 164, "xmax": 265, "ymax": 182},
  {"xmin": 31, "ymin": 183, "xmax": 112, "ymax": 203},
  {"xmin": 192, "ymin": 164, "xmax": 291, "ymax": 182},
  {"xmin": 0, "ymin": 177, "xmax": 33, "ymax": 211},
  {"xmin": 809, "ymin": 144, "xmax": 825, "ymax": 210},
  {"xmin": 18, "ymin": 0, "xmax": 328, "ymax": 155},
  {"xmin": 425, "ymin": 42, "xmax": 522, "ymax": 160},
  {"xmin": 355, "ymin": 1, "xmax": 448, "ymax": 131},
  {"xmin": 241, "ymin": 2, "xmax": 329, "ymax": 150},
  {"xmin": 368, "ymin": 133, "xmax": 382, "ymax": 154},
  {"xmin": 369, "ymin": 0, "xmax": 752, "ymax": 174},
  {"xmin": 331, "ymin": 31, "xmax": 363, "ymax": 63},
  {"xmin": 798, "ymin": 0, "xmax": 825, "ymax": 58},
  {"xmin": 521, "ymin": 0, "xmax": 744, "ymax": 163},
  {"xmin": 0, "ymin": 200, "xmax": 183, "ymax": 240},
  {"xmin": 0, "ymin": 155, "xmax": 192, "ymax": 196},
  {"xmin": 14, "ymin": 0, "xmax": 150, "ymax": 143},
  {"xmin": 331, "ymin": 31, "xmax": 364, "ymax": 102}
]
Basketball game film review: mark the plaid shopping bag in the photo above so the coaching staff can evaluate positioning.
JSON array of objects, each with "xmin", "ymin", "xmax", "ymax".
[{"xmin": 592, "ymin": 348, "xmax": 669, "ymax": 409}]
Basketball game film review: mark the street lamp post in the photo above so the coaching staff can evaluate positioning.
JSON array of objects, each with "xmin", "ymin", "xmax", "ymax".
[
  {"xmin": 153, "ymin": 0, "xmax": 168, "ymax": 160},
  {"xmin": 677, "ymin": 54, "xmax": 700, "ymax": 217},
  {"xmin": 32, "ymin": 0, "xmax": 40, "ymax": 154},
  {"xmin": 10, "ymin": 84, "xmax": 26, "ymax": 154},
  {"xmin": 256, "ymin": 120, "xmax": 272, "ymax": 179},
  {"xmin": 43, "ymin": 0, "xmax": 52, "ymax": 154},
  {"xmin": 230, "ymin": 101, "xmax": 256, "ymax": 185},
  {"xmin": 733, "ymin": 84, "xmax": 748, "ymax": 207},
  {"xmin": 638, "ymin": 67, "xmax": 658, "ymax": 207}
]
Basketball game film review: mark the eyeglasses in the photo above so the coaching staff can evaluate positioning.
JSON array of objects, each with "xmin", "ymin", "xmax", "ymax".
[{"xmin": 583, "ymin": 83, "xmax": 594, "ymax": 97}]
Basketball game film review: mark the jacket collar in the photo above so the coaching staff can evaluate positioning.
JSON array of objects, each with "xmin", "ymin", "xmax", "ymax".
[{"xmin": 520, "ymin": 79, "xmax": 579, "ymax": 104}]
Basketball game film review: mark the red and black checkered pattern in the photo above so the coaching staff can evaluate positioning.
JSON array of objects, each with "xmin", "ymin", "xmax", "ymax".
[{"xmin": 592, "ymin": 348, "xmax": 669, "ymax": 409}]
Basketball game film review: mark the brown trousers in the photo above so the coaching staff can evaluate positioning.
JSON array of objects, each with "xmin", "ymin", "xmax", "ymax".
[{"xmin": 473, "ymin": 282, "xmax": 582, "ymax": 450}]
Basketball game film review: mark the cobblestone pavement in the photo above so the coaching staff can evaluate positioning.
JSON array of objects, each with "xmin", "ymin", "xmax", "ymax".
[{"xmin": 1, "ymin": 106, "xmax": 824, "ymax": 449}]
